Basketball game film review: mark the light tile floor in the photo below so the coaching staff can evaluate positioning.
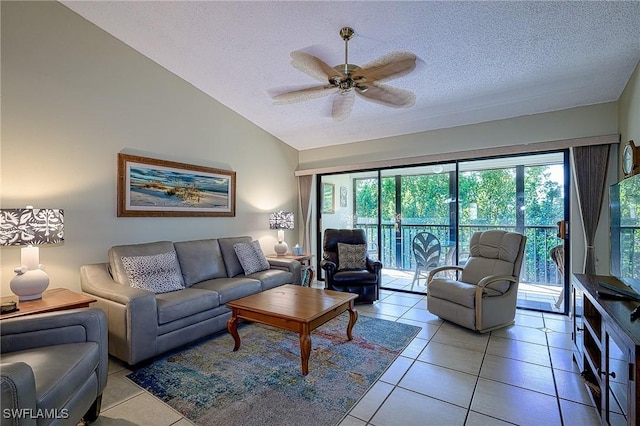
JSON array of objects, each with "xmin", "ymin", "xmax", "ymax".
[{"xmin": 93, "ymin": 287, "xmax": 599, "ymax": 426}]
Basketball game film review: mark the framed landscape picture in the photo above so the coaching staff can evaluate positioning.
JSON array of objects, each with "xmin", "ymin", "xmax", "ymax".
[{"xmin": 117, "ymin": 153, "xmax": 236, "ymax": 217}]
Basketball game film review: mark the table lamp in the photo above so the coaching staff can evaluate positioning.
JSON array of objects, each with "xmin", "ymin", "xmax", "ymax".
[
  {"xmin": 0, "ymin": 207, "xmax": 64, "ymax": 300},
  {"xmin": 269, "ymin": 211, "xmax": 294, "ymax": 256}
]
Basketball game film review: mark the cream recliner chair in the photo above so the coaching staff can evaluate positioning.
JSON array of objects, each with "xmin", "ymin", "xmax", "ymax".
[{"xmin": 427, "ymin": 230, "xmax": 527, "ymax": 333}]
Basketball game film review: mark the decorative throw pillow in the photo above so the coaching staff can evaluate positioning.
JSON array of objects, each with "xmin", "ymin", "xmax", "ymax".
[
  {"xmin": 121, "ymin": 251, "xmax": 185, "ymax": 294},
  {"xmin": 337, "ymin": 243, "xmax": 367, "ymax": 270},
  {"xmin": 234, "ymin": 240, "xmax": 270, "ymax": 275}
]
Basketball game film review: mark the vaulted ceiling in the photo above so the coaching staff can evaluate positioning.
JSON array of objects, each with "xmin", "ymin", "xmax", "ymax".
[{"xmin": 61, "ymin": 1, "xmax": 640, "ymax": 151}]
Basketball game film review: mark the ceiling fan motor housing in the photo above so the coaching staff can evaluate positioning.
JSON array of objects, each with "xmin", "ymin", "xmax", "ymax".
[{"xmin": 330, "ymin": 64, "xmax": 366, "ymax": 92}]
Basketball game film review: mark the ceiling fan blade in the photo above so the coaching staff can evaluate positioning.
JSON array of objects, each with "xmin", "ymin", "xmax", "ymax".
[
  {"xmin": 356, "ymin": 83, "xmax": 416, "ymax": 108},
  {"xmin": 290, "ymin": 51, "xmax": 344, "ymax": 83},
  {"xmin": 272, "ymin": 85, "xmax": 338, "ymax": 104},
  {"xmin": 356, "ymin": 51, "xmax": 417, "ymax": 83},
  {"xmin": 332, "ymin": 90, "xmax": 355, "ymax": 121}
]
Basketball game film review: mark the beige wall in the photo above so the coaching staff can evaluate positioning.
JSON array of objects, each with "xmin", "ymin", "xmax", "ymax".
[
  {"xmin": 0, "ymin": 2, "xmax": 299, "ymax": 294},
  {"xmin": 618, "ymin": 60, "xmax": 640, "ymax": 178},
  {"xmin": 298, "ymin": 102, "xmax": 618, "ymax": 170}
]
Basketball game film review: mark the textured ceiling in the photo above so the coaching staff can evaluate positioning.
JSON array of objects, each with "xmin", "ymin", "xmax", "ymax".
[{"xmin": 61, "ymin": 1, "xmax": 640, "ymax": 151}]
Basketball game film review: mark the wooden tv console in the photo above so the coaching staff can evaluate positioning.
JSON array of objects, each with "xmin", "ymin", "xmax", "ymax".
[{"xmin": 571, "ymin": 274, "xmax": 640, "ymax": 425}]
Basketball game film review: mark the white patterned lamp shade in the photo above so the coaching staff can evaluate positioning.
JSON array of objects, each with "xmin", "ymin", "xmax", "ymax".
[
  {"xmin": 269, "ymin": 211, "xmax": 294, "ymax": 256},
  {"xmin": 0, "ymin": 208, "xmax": 64, "ymax": 300}
]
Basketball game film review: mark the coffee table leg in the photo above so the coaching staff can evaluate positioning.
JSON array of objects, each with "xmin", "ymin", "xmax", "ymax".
[
  {"xmin": 300, "ymin": 324, "xmax": 311, "ymax": 375},
  {"xmin": 227, "ymin": 309, "xmax": 241, "ymax": 351},
  {"xmin": 347, "ymin": 301, "xmax": 358, "ymax": 341}
]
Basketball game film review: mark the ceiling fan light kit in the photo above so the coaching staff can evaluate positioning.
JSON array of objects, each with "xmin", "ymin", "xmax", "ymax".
[{"xmin": 273, "ymin": 27, "xmax": 417, "ymax": 121}]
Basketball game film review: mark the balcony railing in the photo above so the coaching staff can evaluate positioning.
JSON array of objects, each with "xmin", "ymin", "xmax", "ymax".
[{"xmin": 356, "ymin": 223, "xmax": 563, "ymax": 286}]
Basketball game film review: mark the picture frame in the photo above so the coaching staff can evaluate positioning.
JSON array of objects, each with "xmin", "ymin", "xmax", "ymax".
[
  {"xmin": 322, "ymin": 183, "xmax": 335, "ymax": 214},
  {"xmin": 117, "ymin": 153, "xmax": 236, "ymax": 217},
  {"xmin": 340, "ymin": 186, "xmax": 348, "ymax": 208}
]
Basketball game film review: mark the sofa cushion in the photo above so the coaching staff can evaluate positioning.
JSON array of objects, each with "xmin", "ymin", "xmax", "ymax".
[
  {"xmin": 218, "ymin": 236, "xmax": 252, "ymax": 277},
  {"xmin": 155, "ymin": 288, "xmax": 220, "ymax": 325},
  {"xmin": 174, "ymin": 239, "xmax": 227, "ymax": 286},
  {"xmin": 332, "ymin": 270, "xmax": 378, "ymax": 284},
  {"xmin": 121, "ymin": 251, "xmax": 185, "ymax": 294},
  {"xmin": 429, "ymin": 278, "xmax": 501, "ymax": 309},
  {"xmin": 429, "ymin": 278, "xmax": 477, "ymax": 308},
  {"xmin": 192, "ymin": 277, "xmax": 261, "ymax": 304},
  {"xmin": 1, "ymin": 342, "xmax": 99, "ymax": 412},
  {"xmin": 234, "ymin": 240, "xmax": 270, "ymax": 275},
  {"xmin": 250, "ymin": 268, "xmax": 294, "ymax": 291},
  {"xmin": 462, "ymin": 230, "xmax": 523, "ymax": 293},
  {"xmin": 469, "ymin": 230, "xmax": 523, "ymax": 263},
  {"xmin": 337, "ymin": 243, "xmax": 367, "ymax": 270},
  {"xmin": 460, "ymin": 257, "xmax": 515, "ymax": 294},
  {"xmin": 108, "ymin": 241, "xmax": 177, "ymax": 286}
]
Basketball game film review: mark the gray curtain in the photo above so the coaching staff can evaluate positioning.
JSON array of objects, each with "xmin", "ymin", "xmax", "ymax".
[
  {"xmin": 572, "ymin": 144, "xmax": 611, "ymax": 275},
  {"xmin": 298, "ymin": 175, "xmax": 314, "ymax": 252}
]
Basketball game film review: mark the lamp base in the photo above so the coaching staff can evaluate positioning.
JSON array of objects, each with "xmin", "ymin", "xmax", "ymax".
[
  {"xmin": 10, "ymin": 269, "xmax": 50, "ymax": 301},
  {"xmin": 274, "ymin": 241, "xmax": 289, "ymax": 256}
]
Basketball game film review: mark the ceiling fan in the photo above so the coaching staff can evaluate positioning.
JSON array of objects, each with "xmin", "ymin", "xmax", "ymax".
[{"xmin": 272, "ymin": 27, "xmax": 417, "ymax": 121}]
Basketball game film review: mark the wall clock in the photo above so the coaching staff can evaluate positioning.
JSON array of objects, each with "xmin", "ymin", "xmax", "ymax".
[{"xmin": 622, "ymin": 140, "xmax": 638, "ymax": 177}]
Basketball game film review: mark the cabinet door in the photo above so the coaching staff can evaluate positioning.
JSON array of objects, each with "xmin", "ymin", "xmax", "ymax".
[
  {"xmin": 606, "ymin": 331, "xmax": 630, "ymax": 425},
  {"xmin": 572, "ymin": 285, "xmax": 584, "ymax": 370}
]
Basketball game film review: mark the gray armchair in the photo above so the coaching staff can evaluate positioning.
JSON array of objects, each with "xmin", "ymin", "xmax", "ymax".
[
  {"xmin": 1, "ymin": 308, "xmax": 108, "ymax": 425},
  {"xmin": 427, "ymin": 230, "xmax": 527, "ymax": 332}
]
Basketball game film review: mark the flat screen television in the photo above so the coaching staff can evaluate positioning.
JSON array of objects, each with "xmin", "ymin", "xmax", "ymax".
[{"xmin": 610, "ymin": 173, "xmax": 640, "ymax": 290}]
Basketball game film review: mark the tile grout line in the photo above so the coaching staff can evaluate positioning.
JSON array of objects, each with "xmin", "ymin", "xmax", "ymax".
[
  {"xmin": 543, "ymin": 313, "xmax": 567, "ymax": 426},
  {"xmin": 354, "ymin": 320, "xmax": 438, "ymax": 425}
]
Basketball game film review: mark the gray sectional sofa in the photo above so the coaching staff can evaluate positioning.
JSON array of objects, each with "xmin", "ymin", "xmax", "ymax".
[{"xmin": 80, "ymin": 236, "xmax": 301, "ymax": 365}]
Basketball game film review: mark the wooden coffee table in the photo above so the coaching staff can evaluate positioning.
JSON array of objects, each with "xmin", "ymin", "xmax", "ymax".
[{"xmin": 226, "ymin": 284, "xmax": 358, "ymax": 375}]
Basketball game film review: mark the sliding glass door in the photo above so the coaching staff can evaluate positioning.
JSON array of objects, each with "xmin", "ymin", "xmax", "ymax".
[
  {"xmin": 458, "ymin": 153, "xmax": 568, "ymax": 311},
  {"xmin": 318, "ymin": 151, "xmax": 569, "ymax": 313},
  {"xmin": 377, "ymin": 165, "xmax": 456, "ymax": 283}
]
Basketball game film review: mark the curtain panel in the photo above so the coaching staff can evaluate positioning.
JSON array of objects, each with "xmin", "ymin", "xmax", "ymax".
[
  {"xmin": 572, "ymin": 144, "xmax": 611, "ymax": 275},
  {"xmin": 298, "ymin": 175, "xmax": 313, "ymax": 252}
]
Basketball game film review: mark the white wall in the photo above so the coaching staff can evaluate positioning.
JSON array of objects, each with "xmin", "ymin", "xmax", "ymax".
[
  {"xmin": 320, "ymin": 175, "xmax": 353, "ymax": 230},
  {"xmin": 0, "ymin": 2, "xmax": 299, "ymax": 294}
]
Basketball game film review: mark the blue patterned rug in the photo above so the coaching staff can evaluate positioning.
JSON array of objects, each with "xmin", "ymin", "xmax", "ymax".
[{"xmin": 127, "ymin": 313, "xmax": 420, "ymax": 426}]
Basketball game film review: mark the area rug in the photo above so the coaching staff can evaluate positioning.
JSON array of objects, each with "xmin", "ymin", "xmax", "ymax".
[{"xmin": 126, "ymin": 313, "xmax": 420, "ymax": 426}]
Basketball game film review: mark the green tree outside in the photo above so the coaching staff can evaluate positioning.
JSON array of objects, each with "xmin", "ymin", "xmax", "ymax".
[{"xmin": 351, "ymin": 164, "xmax": 564, "ymax": 283}]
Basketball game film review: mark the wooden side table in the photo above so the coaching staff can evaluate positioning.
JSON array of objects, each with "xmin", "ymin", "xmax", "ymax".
[
  {"xmin": 0, "ymin": 288, "xmax": 96, "ymax": 320},
  {"xmin": 267, "ymin": 253, "xmax": 315, "ymax": 286}
]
